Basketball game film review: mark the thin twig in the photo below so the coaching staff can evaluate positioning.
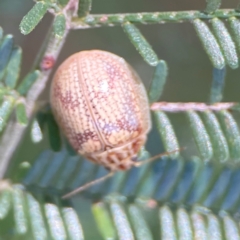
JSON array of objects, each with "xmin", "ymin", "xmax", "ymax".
[
  {"xmin": 150, "ymin": 102, "xmax": 236, "ymax": 112},
  {"xmin": 71, "ymin": 9, "xmax": 240, "ymax": 29}
]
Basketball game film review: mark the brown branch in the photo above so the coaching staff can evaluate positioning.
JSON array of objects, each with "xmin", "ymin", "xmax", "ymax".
[{"xmin": 150, "ymin": 102, "xmax": 236, "ymax": 112}]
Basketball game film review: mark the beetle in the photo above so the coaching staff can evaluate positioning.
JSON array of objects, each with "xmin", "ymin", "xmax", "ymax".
[{"xmin": 51, "ymin": 50, "xmax": 151, "ymax": 170}]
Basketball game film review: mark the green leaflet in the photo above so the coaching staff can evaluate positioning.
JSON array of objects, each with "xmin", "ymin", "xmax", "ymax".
[
  {"xmin": 0, "ymin": 35, "xmax": 13, "ymax": 80},
  {"xmin": 223, "ymin": 215, "xmax": 239, "ymax": 239},
  {"xmin": 16, "ymin": 103, "xmax": 28, "ymax": 125},
  {"xmin": 31, "ymin": 118, "xmax": 43, "ymax": 143},
  {"xmin": 186, "ymin": 111, "xmax": 213, "ymax": 161},
  {"xmin": 154, "ymin": 111, "xmax": 179, "ymax": 158},
  {"xmin": 78, "ymin": 0, "xmax": 92, "ymax": 18},
  {"xmin": 191, "ymin": 212, "xmax": 208, "ymax": 239},
  {"xmin": 0, "ymin": 98, "xmax": 15, "ymax": 133},
  {"xmin": 148, "ymin": 60, "xmax": 168, "ymax": 103},
  {"xmin": 109, "ymin": 201, "xmax": 134, "ymax": 240},
  {"xmin": 45, "ymin": 203, "xmax": 67, "ymax": 239},
  {"xmin": 128, "ymin": 205, "xmax": 153, "ymax": 240},
  {"xmin": 23, "ymin": 151, "xmax": 52, "ymax": 186},
  {"xmin": 58, "ymin": 0, "xmax": 69, "ymax": 7},
  {"xmin": 193, "ymin": 19, "xmax": 225, "ymax": 69},
  {"xmin": 0, "ymin": 187, "xmax": 12, "ymax": 220},
  {"xmin": 4, "ymin": 47, "xmax": 22, "ymax": 89},
  {"xmin": 218, "ymin": 110, "xmax": 240, "ymax": 162},
  {"xmin": 16, "ymin": 162, "xmax": 32, "ymax": 183},
  {"xmin": 26, "ymin": 194, "xmax": 48, "ymax": 240},
  {"xmin": 0, "ymin": 88, "xmax": 7, "ymax": 104},
  {"xmin": 207, "ymin": 214, "xmax": 222, "ymax": 239},
  {"xmin": 159, "ymin": 206, "xmax": 177, "ymax": 239},
  {"xmin": 19, "ymin": 1, "xmax": 49, "ymax": 35},
  {"xmin": 53, "ymin": 14, "xmax": 66, "ymax": 38},
  {"xmin": 211, "ymin": 18, "xmax": 238, "ymax": 69},
  {"xmin": 176, "ymin": 208, "xmax": 193, "ymax": 239},
  {"xmin": 205, "ymin": 0, "xmax": 222, "ymax": 13},
  {"xmin": 37, "ymin": 149, "xmax": 67, "ymax": 189},
  {"xmin": 209, "ymin": 67, "xmax": 226, "ymax": 103},
  {"xmin": 229, "ymin": 17, "xmax": 240, "ymax": 54},
  {"xmin": 62, "ymin": 207, "xmax": 84, "ymax": 240},
  {"xmin": 123, "ymin": 22, "xmax": 159, "ymax": 66},
  {"xmin": 202, "ymin": 111, "xmax": 229, "ymax": 162},
  {"xmin": 12, "ymin": 187, "xmax": 28, "ymax": 234},
  {"xmin": 92, "ymin": 202, "xmax": 116, "ymax": 239},
  {"xmin": 17, "ymin": 70, "xmax": 40, "ymax": 96}
]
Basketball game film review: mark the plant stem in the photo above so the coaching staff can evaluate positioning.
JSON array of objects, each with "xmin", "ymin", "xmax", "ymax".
[
  {"xmin": 0, "ymin": 26, "xmax": 69, "ymax": 179},
  {"xmin": 71, "ymin": 9, "xmax": 240, "ymax": 29},
  {"xmin": 150, "ymin": 102, "xmax": 236, "ymax": 112}
]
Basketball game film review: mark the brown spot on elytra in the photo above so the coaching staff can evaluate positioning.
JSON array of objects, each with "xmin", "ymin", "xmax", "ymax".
[
  {"xmin": 54, "ymin": 84, "xmax": 80, "ymax": 110},
  {"xmin": 103, "ymin": 61, "xmax": 121, "ymax": 83},
  {"xmin": 73, "ymin": 130, "xmax": 98, "ymax": 146},
  {"xmin": 115, "ymin": 118, "xmax": 142, "ymax": 135}
]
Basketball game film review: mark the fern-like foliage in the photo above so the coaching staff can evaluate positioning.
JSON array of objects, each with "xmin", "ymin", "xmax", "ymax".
[
  {"xmin": 2, "ymin": 160, "xmax": 240, "ymax": 240},
  {"xmin": 1, "ymin": 0, "xmax": 240, "ymax": 238},
  {"xmin": 0, "ymin": 28, "xmax": 40, "ymax": 131},
  {"xmin": 0, "ymin": 184, "xmax": 84, "ymax": 239},
  {"xmin": 12, "ymin": 146, "xmax": 240, "ymax": 214}
]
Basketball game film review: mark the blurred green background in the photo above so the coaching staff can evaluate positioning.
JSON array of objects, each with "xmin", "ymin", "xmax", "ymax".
[{"xmin": 0, "ymin": 0, "xmax": 240, "ymax": 166}]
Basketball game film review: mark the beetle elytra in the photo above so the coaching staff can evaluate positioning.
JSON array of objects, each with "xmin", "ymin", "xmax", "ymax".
[{"xmin": 51, "ymin": 50, "xmax": 151, "ymax": 172}]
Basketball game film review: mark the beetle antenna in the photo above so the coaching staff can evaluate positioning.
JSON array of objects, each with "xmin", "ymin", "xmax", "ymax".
[
  {"xmin": 62, "ymin": 171, "xmax": 115, "ymax": 199},
  {"xmin": 133, "ymin": 148, "xmax": 184, "ymax": 167}
]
